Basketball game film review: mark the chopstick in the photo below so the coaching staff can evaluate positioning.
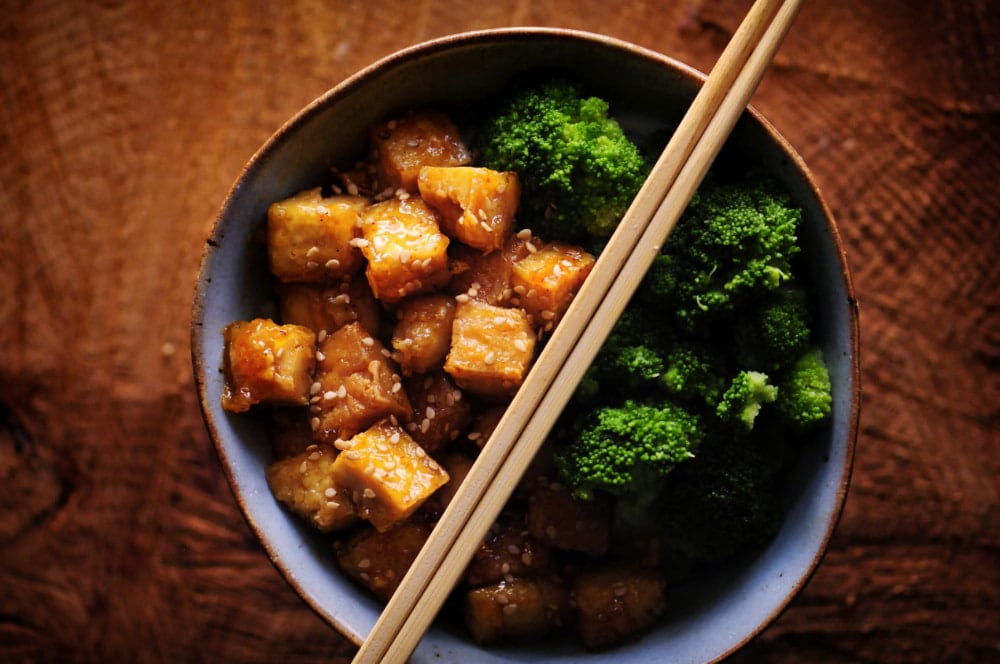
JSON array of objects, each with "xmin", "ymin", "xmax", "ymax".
[{"xmin": 353, "ymin": 1, "xmax": 803, "ymax": 661}]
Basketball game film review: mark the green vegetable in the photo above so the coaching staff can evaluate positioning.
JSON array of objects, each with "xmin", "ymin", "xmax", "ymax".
[
  {"xmin": 735, "ymin": 286, "xmax": 814, "ymax": 371},
  {"xmin": 478, "ymin": 79, "xmax": 648, "ymax": 246},
  {"xmin": 776, "ymin": 346, "xmax": 833, "ymax": 432},
  {"xmin": 657, "ymin": 435, "xmax": 783, "ymax": 565},
  {"xmin": 555, "ymin": 400, "xmax": 703, "ymax": 503},
  {"xmin": 549, "ymin": 171, "xmax": 833, "ymax": 568},
  {"xmin": 639, "ymin": 178, "xmax": 802, "ymax": 331}
]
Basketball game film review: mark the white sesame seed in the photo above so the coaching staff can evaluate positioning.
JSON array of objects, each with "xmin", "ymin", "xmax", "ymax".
[
  {"xmin": 325, "ymin": 258, "xmax": 341, "ymax": 269},
  {"xmin": 363, "ymin": 488, "xmax": 377, "ymax": 499}
]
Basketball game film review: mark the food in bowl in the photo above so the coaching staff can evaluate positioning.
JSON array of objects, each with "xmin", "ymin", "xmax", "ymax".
[{"xmin": 213, "ymin": 73, "xmax": 834, "ymax": 653}]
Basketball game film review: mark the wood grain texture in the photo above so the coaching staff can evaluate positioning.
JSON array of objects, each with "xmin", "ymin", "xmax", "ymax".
[{"xmin": 1, "ymin": 1, "xmax": 996, "ymax": 662}]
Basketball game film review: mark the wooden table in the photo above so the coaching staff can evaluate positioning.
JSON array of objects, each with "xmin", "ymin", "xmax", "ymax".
[{"xmin": 2, "ymin": 1, "xmax": 996, "ymax": 661}]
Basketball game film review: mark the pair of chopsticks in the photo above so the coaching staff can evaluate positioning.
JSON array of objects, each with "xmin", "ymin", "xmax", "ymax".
[{"xmin": 353, "ymin": 1, "xmax": 804, "ymax": 661}]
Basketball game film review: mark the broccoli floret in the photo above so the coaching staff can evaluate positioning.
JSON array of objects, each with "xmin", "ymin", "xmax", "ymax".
[
  {"xmin": 555, "ymin": 400, "xmax": 703, "ymax": 502},
  {"xmin": 662, "ymin": 344, "xmax": 727, "ymax": 408},
  {"xmin": 659, "ymin": 436, "xmax": 782, "ymax": 565},
  {"xmin": 776, "ymin": 346, "xmax": 833, "ymax": 432},
  {"xmin": 736, "ymin": 286, "xmax": 813, "ymax": 371},
  {"xmin": 478, "ymin": 79, "xmax": 648, "ymax": 246},
  {"xmin": 639, "ymin": 178, "xmax": 802, "ymax": 331},
  {"xmin": 716, "ymin": 370, "xmax": 778, "ymax": 432}
]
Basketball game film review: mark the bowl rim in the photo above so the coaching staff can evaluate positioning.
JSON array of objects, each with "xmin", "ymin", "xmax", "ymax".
[{"xmin": 191, "ymin": 25, "xmax": 860, "ymax": 661}]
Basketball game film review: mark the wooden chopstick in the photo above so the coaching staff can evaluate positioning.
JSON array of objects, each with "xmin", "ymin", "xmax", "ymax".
[{"xmin": 353, "ymin": 1, "xmax": 803, "ymax": 661}]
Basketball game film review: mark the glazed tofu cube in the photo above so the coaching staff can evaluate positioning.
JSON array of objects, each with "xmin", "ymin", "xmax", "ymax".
[
  {"xmin": 512, "ymin": 241, "xmax": 595, "ymax": 332},
  {"xmin": 404, "ymin": 371, "xmax": 472, "ymax": 455},
  {"xmin": 359, "ymin": 198, "xmax": 451, "ymax": 304},
  {"xmin": 221, "ymin": 318, "xmax": 316, "ymax": 413},
  {"xmin": 370, "ymin": 112, "xmax": 472, "ymax": 193},
  {"xmin": 391, "ymin": 294, "xmax": 456, "ymax": 375},
  {"xmin": 464, "ymin": 405, "xmax": 506, "ymax": 450},
  {"xmin": 573, "ymin": 565, "xmax": 667, "ymax": 651},
  {"xmin": 331, "ymin": 419, "xmax": 450, "ymax": 531},
  {"xmin": 267, "ymin": 189, "xmax": 368, "ymax": 283},
  {"xmin": 527, "ymin": 480, "xmax": 611, "ymax": 557},
  {"xmin": 334, "ymin": 520, "xmax": 433, "ymax": 601},
  {"xmin": 447, "ymin": 235, "xmax": 530, "ymax": 307},
  {"xmin": 418, "ymin": 166, "xmax": 520, "ymax": 253},
  {"xmin": 277, "ymin": 278, "xmax": 383, "ymax": 339},
  {"xmin": 464, "ymin": 577, "xmax": 571, "ymax": 645},
  {"xmin": 310, "ymin": 322, "xmax": 411, "ymax": 443},
  {"xmin": 466, "ymin": 521, "xmax": 552, "ymax": 587},
  {"xmin": 431, "ymin": 451, "xmax": 476, "ymax": 510},
  {"xmin": 444, "ymin": 301, "xmax": 536, "ymax": 400},
  {"xmin": 264, "ymin": 443, "xmax": 358, "ymax": 533}
]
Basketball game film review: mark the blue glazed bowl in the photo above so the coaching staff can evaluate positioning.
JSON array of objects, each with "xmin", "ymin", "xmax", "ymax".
[{"xmin": 192, "ymin": 27, "xmax": 860, "ymax": 663}]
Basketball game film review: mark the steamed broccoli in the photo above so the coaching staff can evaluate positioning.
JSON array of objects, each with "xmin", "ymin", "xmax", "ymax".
[
  {"xmin": 736, "ymin": 286, "xmax": 813, "ymax": 371},
  {"xmin": 555, "ymin": 400, "xmax": 703, "ymax": 503},
  {"xmin": 658, "ymin": 436, "xmax": 783, "ymax": 565},
  {"xmin": 776, "ymin": 346, "xmax": 833, "ymax": 432},
  {"xmin": 639, "ymin": 178, "xmax": 802, "ymax": 331},
  {"xmin": 662, "ymin": 344, "xmax": 727, "ymax": 408},
  {"xmin": 552, "ymin": 171, "xmax": 832, "ymax": 568},
  {"xmin": 716, "ymin": 370, "xmax": 779, "ymax": 432},
  {"xmin": 478, "ymin": 79, "xmax": 648, "ymax": 246}
]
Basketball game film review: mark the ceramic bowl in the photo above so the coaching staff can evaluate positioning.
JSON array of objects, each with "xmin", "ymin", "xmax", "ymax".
[{"xmin": 192, "ymin": 27, "xmax": 859, "ymax": 663}]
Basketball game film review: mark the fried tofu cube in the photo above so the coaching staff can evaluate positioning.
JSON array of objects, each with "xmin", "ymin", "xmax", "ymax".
[
  {"xmin": 447, "ymin": 236, "xmax": 530, "ymax": 306},
  {"xmin": 511, "ymin": 241, "xmax": 596, "ymax": 331},
  {"xmin": 334, "ymin": 520, "xmax": 433, "ymax": 601},
  {"xmin": 391, "ymin": 294, "xmax": 456, "ymax": 375},
  {"xmin": 221, "ymin": 318, "xmax": 316, "ymax": 413},
  {"xmin": 267, "ymin": 189, "xmax": 368, "ymax": 283},
  {"xmin": 404, "ymin": 371, "xmax": 472, "ymax": 455},
  {"xmin": 444, "ymin": 301, "xmax": 536, "ymax": 400},
  {"xmin": 310, "ymin": 322, "xmax": 411, "ymax": 443},
  {"xmin": 331, "ymin": 419, "xmax": 450, "ymax": 531},
  {"xmin": 359, "ymin": 198, "xmax": 451, "ymax": 304},
  {"xmin": 527, "ymin": 480, "xmax": 611, "ymax": 557},
  {"xmin": 418, "ymin": 166, "xmax": 520, "ymax": 253},
  {"xmin": 464, "ymin": 577, "xmax": 571, "ymax": 645},
  {"xmin": 265, "ymin": 443, "xmax": 358, "ymax": 533},
  {"xmin": 432, "ymin": 451, "xmax": 476, "ymax": 510},
  {"xmin": 573, "ymin": 565, "xmax": 667, "ymax": 651},
  {"xmin": 466, "ymin": 521, "xmax": 552, "ymax": 587},
  {"xmin": 370, "ymin": 112, "xmax": 472, "ymax": 193},
  {"xmin": 277, "ymin": 278, "xmax": 382, "ymax": 339},
  {"xmin": 464, "ymin": 405, "xmax": 506, "ymax": 450}
]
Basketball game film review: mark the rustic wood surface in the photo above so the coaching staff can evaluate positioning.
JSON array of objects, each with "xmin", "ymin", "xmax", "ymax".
[{"xmin": 1, "ymin": 0, "xmax": 996, "ymax": 662}]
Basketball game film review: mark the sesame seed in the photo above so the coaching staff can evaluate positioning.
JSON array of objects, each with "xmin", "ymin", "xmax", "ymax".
[
  {"xmin": 514, "ymin": 339, "xmax": 527, "ymax": 352},
  {"xmin": 345, "ymin": 450, "xmax": 362, "ymax": 460},
  {"xmin": 426, "ymin": 406, "xmax": 436, "ymax": 420},
  {"xmin": 516, "ymin": 228, "xmax": 532, "ymax": 240},
  {"xmin": 363, "ymin": 488, "xmax": 377, "ymax": 499},
  {"xmin": 506, "ymin": 544, "xmax": 521, "ymax": 555},
  {"xmin": 316, "ymin": 205, "xmax": 330, "ymax": 216},
  {"xmin": 455, "ymin": 293, "xmax": 470, "ymax": 303},
  {"xmin": 306, "ymin": 246, "xmax": 320, "ymax": 258},
  {"xmin": 334, "ymin": 438, "xmax": 353, "ymax": 451},
  {"xmin": 299, "ymin": 461, "xmax": 308, "ymax": 473},
  {"xmin": 323, "ymin": 390, "xmax": 337, "ymax": 401},
  {"xmin": 308, "ymin": 451, "xmax": 321, "ymax": 461},
  {"xmin": 324, "ymin": 487, "xmax": 337, "ymax": 498},
  {"xmin": 306, "ymin": 261, "xmax": 319, "ymax": 269},
  {"xmin": 317, "ymin": 330, "xmax": 328, "ymax": 342},
  {"xmin": 316, "ymin": 351, "xmax": 326, "ymax": 362},
  {"xmin": 357, "ymin": 558, "xmax": 371, "ymax": 569},
  {"xmin": 467, "ymin": 432, "xmax": 481, "ymax": 441},
  {"xmin": 484, "ymin": 352, "xmax": 496, "ymax": 365},
  {"xmin": 310, "ymin": 417, "xmax": 320, "ymax": 430},
  {"xmin": 310, "ymin": 381, "xmax": 322, "ymax": 395},
  {"xmin": 325, "ymin": 258, "xmax": 341, "ymax": 269}
]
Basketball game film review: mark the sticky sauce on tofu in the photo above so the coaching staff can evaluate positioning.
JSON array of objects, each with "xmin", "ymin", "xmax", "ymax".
[{"xmin": 219, "ymin": 108, "xmax": 669, "ymax": 653}]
